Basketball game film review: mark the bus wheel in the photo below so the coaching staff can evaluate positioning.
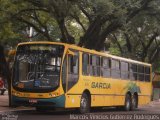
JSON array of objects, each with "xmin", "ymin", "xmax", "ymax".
[
  {"xmin": 80, "ymin": 93, "xmax": 90, "ymax": 114},
  {"xmin": 131, "ymin": 94, "xmax": 138, "ymax": 110},
  {"xmin": 124, "ymin": 94, "xmax": 131, "ymax": 111}
]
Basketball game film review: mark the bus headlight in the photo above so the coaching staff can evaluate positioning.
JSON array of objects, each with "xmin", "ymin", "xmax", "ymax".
[
  {"xmin": 13, "ymin": 91, "xmax": 20, "ymax": 96},
  {"xmin": 50, "ymin": 92, "xmax": 59, "ymax": 97}
]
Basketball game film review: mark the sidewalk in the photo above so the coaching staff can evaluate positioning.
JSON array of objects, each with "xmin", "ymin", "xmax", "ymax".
[
  {"xmin": 148, "ymin": 99, "xmax": 160, "ymax": 107},
  {"xmin": 0, "ymin": 92, "xmax": 33, "ymax": 112},
  {"xmin": 0, "ymin": 92, "xmax": 10, "ymax": 112}
]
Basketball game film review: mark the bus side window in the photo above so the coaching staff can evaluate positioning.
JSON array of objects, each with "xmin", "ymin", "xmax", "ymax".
[
  {"xmin": 90, "ymin": 55, "xmax": 100, "ymax": 76},
  {"xmin": 121, "ymin": 61, "xmax": 129, "ymax": 80},
  {"xmin": 145, "ymin": 67, "xmax": 150, "ymax": 82},
  {"xmin": 111, "ymin": 59, "xmax": 120, "ymax": 79},
  {"xmin": 82, "ymin": 53, "xmax": 89, "ymax": 75},
  {"xmin": 90, "ymin": 55, "xmax": 95, "ymax": 76},
  {"xmin": 101, "ymin": 57, "xmax": 111, "ymax": 78},
  {"xmin": 138, "ymin": 65, "xmax": 145, "ymax": 81},
  {"xmin": 96, "ymin": 56, "xmax": 100, "ymax": 76},
  {"xmin": 130, "ymin": 64, "xmax": 137, "ymax": 80}
]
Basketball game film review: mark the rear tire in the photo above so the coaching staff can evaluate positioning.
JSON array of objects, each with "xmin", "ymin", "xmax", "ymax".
[
  {"xmin": 79, "ymin": 93, "xmax": 90, "ymax": 114},
  {"xmin": 131, "ymin": 95, "xmax": 138, "ymax": 110},
  {"xmin": 124, "ymin": 94, "xmax": 131, "ymax": 111}
]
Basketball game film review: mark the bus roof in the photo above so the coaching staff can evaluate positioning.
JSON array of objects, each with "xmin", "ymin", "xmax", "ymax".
[{"xmin": 17, "ymin": 41, "xmax": 151, "ymax": 66}]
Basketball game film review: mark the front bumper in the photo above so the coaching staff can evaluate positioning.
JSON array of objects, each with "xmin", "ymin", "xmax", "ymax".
[{"xmin": 12, "ymin": 95, "xmax": 65, "ymax": 108}]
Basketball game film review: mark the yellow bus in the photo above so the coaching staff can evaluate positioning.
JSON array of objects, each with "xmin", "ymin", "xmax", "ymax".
[{"xmin": 11, "ymin": 41, "xmax": 152, "ymax": 113}]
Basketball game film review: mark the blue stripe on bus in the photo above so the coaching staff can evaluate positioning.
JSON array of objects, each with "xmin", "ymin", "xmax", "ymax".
[{"xmin": 12, "ymin": 95, "xmax": 65, "ymax": 108}]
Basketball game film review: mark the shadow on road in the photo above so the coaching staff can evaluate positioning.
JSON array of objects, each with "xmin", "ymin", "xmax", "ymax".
[{"xmin": 7, "ymin": 107, "xmax": 146, "ymax": 116}]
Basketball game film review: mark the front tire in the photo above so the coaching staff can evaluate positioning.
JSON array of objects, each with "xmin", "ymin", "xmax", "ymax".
[{"xmin": 79, "ymin": 93, "xmax": 90, "ymax": 114}]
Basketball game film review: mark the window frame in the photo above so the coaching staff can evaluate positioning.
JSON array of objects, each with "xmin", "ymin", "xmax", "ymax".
[
  {"xmin": 130, "ymin": 63, "xmax": 138, "ymax": 81},
  {"xmin": 89, "ymin": 54, "xmax": 101, "ymax": 77},
  {"xmin": 137, "ymin": 65, "xmax": 145, "ymax": 82},
  {"xmin": 82, "ymin": 52, "xmax": 90, "ymax": 76},
  {"xmin": 111, "ymin": 59, "xmax": 121, "ymax": 79},
  {"xmin": 121, "ymin": 61, "xmax": 129, "ymax": 80},
  {"xmin": 101, "ymin": 57, "xmax": 111, "ymax": 78},
  {"xmin": 144, "ymin": 66, "xmax": 151, "ymax": 82}
]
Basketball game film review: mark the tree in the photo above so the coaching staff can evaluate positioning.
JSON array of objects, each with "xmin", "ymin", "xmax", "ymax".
[{"xmin": 108, "ymin": 0, "xmax": 160, "ymax": 64}]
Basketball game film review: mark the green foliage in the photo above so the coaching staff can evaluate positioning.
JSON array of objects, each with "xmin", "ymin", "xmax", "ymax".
[
  {"xmin": 124, "ymin": 82, "xmax": 141, "ymax": 94},
  {"xmin": 153, "ymin": 61, "xmax": 160, "ymax": 73},
  {"xmin": 0, "ymin": 0, "xmax": 160, "ymax": 70},
  {"xmin": 66, "ymin": 19, "xmax": 84, "ymax": 44},
  {"xmin": 109, "ymin": 43, "xmax": 121, "ymax": 56}
]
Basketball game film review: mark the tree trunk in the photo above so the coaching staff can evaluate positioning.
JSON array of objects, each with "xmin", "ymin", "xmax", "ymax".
[
  {"xmin": 95, "ymin": 21, "xmax": 122, "ymax": 51},
  {"xmin": 78, "ymin": 17, "xmax": 104, "ymax": 49},
  {"xmin": 79, "ymin": 17, "xmax": 122, "ymax": 51},
  {"xmin": 57, "ymin": 18, "xmax": 75, "ymax": 44},
  {"xmin": 124, "ymin": 33, "xmax": 132, "ymax": 53}
]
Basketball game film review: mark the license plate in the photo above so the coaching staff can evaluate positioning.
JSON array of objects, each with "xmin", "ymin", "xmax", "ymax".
[{"xmin": 29, "ymin": 99, "xmax": 37, "ymax": 103}]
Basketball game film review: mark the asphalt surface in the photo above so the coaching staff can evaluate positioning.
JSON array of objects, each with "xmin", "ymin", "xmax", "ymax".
[{"xmin": 1, "ymin": 93, "xmax": 160, "ymax": 120}]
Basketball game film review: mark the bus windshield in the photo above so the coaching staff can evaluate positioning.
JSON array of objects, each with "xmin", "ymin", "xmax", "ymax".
[{"xmin": 13, "ymin": 44, "xmax": 64, "ymax": 92}]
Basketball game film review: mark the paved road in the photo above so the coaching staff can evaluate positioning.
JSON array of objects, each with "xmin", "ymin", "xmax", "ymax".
[
  {"xmin": 1, "ymin": 94, "xmax": 160, "ymax": 120},
  {"xmin": 1, "ymin": 107, "xmax": 160, "ymax": 120}
]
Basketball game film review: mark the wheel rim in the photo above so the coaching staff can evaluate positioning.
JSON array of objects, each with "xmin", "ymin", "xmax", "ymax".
[
  {"xmin": 125, "ymin": 95, "xmax": 131, "ymax": 111},
  {"xmin": 126, "ymin": 100, "xmax": 130, "ymax": 110},
  {"xmin": 132, "ymin": 96, "xmax": 136, "ymax": 108},
  {"xmin": 81, "ymin": 97, "xmax": 87, "ymax": 110}
]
